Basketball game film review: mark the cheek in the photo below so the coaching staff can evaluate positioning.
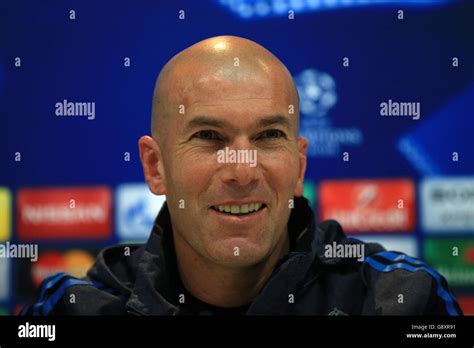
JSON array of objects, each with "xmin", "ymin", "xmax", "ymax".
[
  {"xmin": 261, "ymin": 151, "xmax": 300, "ymax": 192},
  {"xmin": 165, "ymin": 149, "xmax": 217, "ymax": 197}
]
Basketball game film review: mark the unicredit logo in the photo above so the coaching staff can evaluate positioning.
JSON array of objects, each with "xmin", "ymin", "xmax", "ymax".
[
  {"xmin": 17, "ymin": 187, "xmax": 112, "ymax": 240},
  {"xmin": 319, "ymin": 179, "xmax": 415, "ymax": 233}
]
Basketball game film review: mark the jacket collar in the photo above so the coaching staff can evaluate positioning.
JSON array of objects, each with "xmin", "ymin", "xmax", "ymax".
[{"xmin": 125, "ymin": 196, "xmax": 325, "ymax": 315}]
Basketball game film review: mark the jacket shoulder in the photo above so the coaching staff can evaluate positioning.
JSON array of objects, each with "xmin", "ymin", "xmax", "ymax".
[
  {"xmin": 362, "ymin": 250, "xmax": 463, "ymax": 315},
  {"xmin": 20, "ymin": 272, "xmax": 125, "ymax": 316}
]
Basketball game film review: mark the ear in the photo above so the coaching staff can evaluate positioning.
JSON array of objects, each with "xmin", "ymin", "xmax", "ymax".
[
  {"xmin": 294, "ymin": 136, "xmax": 308, "ymax": 197},
  {"xmin": 139, "ymin": 136, "xmax": 166, "ymax": 195}
]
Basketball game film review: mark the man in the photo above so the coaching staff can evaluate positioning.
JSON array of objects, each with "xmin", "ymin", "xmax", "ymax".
[{"xmin": 22, "ymin": 36, "xmax": 462, "ymax": 315}]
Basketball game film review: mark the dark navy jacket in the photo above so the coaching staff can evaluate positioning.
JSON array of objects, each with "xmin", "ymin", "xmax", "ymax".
[{"xmin": 21, "ymin": 197, "xmax": 463, "ymax": 316}]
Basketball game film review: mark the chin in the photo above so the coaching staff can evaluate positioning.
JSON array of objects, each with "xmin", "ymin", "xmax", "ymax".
[{"xmin": 205, "ymin": 238, "xmax": 271, "ymax": 268}]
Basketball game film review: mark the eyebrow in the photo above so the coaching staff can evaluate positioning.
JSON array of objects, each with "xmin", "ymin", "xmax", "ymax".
[
  {"xmin": 256, "ymin": 115, "xmax": 292, "ymax": 129},
  {"xmin": 183, "ymin": 116, "xmax": 229, "ymax": 134},
  {"xmin": 183, "ymin": 115, "xmax": 293, "ymax": 134}
]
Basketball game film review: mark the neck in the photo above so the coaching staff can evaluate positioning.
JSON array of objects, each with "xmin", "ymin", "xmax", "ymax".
[{"xmin": 172, "ymin": 229, "xmax": 290, "ymax": 308}]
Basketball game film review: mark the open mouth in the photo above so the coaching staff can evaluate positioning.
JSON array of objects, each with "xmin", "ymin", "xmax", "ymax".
[{"xmin": 211, "ymin": 203, "xmax": 267, "ymax": 216}]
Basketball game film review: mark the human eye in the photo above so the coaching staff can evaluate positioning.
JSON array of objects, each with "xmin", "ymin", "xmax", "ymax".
[
  {"xmin": 192, "ymin": 130, "xmax": 222, "ymax": 141},
  {"xmin": 257, "ymin": 129, "xmax": 286, "ymax": 140}
]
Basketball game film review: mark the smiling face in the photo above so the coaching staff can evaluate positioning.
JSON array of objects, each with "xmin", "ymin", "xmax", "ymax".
[{"xmin": 140, "ymin": 36, "xmax": 307, "ymax": 270}]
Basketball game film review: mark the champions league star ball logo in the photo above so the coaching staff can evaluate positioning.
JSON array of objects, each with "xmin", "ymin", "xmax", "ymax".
[
  {"xmin": 293, "ymin": 68, "xmax": 363, "ymax": 158},
  {"xmin": 294, "ymin": 69, "xmax": 337, "ymax": 118}
]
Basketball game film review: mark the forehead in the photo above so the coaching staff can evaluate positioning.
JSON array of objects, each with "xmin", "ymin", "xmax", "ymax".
[
  {"xmin": 155, "ymin": 53, "xmax": 299, "ymax": 138},
  {"xmin": 175, "ymin": 67, "xmax": 295, "ymax": 114}
]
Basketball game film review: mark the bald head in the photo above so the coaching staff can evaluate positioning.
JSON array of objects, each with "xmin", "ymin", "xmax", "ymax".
[{"xmin": 151, "ymin": 36, "xmax": 299, "ymax": 143}]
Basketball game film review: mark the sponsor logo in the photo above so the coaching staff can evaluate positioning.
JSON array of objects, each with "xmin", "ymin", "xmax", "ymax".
[
  {"xmin": 31, "ymin": 250, "xmax": 94, "ymax": 286},
  {"xmin": 424, "ymin": 238, "xmax": 474, "ymax": 287},
  {"xmin": 62, "ymin": 250, "xmax": 95, "ymax": 279},
  {"xmin": 319, "ymin": 179, "xmax": 415, "ymax": 233},
  {"xmin": 116, "ymin": 183, "xmax": 166, "ymax": 241},
  {"xmin": 0, "ymin": 187, "xmax": 11, "ymax": 241},
  {"xmin": 420, "ymin": 178, "xmax": 474, "ymax": 232},
  {"xmin": 17, "ymin": 187, "xmax": 112, "ymax": 240},
  {"xmin": 295, "ymin": 69, "xmax": 363, "ymax": 158},
  {"xmin": 18, "ymin": 322, "xmax": 55, "ymax": 341}
]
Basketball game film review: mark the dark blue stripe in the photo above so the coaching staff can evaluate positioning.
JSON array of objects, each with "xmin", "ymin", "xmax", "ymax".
[
  {"xmin": 364, "ymin": 254, "xmax": 460, "ymax": 316},
  {"xmin": 32, "ymin": 272, "xmax": 69, "ymax": 315}
]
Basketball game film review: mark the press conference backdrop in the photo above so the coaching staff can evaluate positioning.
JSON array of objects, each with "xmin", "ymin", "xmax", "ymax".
[{"xmin": 0, "ymin": 0, "xmax": 473, "ymax": 315}]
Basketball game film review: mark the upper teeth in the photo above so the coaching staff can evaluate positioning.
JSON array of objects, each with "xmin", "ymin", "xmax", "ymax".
[{"xmin": 215, "ymin": 203, "xmax": 263, "ymax": 214}]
